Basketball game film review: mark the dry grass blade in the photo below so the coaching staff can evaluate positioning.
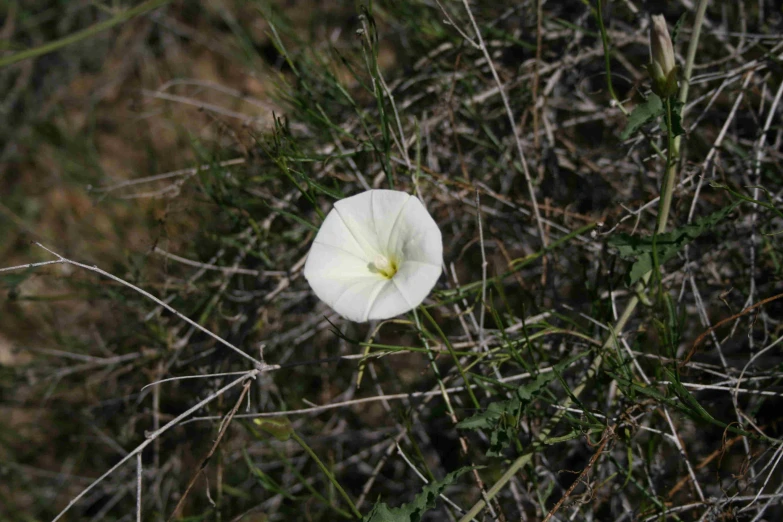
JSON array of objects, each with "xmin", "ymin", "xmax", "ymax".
[{"xmin": 167, "ymin": 378, "xmax": 255, "ymax": 521}]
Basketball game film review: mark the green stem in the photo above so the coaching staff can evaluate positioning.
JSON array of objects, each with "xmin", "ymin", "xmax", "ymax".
[
  {"xmin": 457, "ymin": 2, "xmax": 710, "ymax": 519},
  {"xmin": 595, "ymin": 0, "xmax": 627, "ymax": 116},
  {"xmin": 411, "ymin": 307, "xmax": 462, "ymax": 422},
  {"xmin": 420, "ymin": 306, "xmax": 481, "ymax": 410},
  {"xmin": 268, "ymin": 445, "xmax": 355, "ymax": 519},
  {"xmin": 458, "ymin": 299, "xmax": 638, "ymax": 522},
  {"xmin": 656, "ymin": 96, "xmax": 677, "ymax": 234},
  {"xmin": 291, "ymin": 431, "xmax": 362, "ymax": 519},
  {"xmin": 652, "ymin": 0, "xmax": 708, "ymax": 234},
  {"xmin": 0, "ymin": 0, "xmax": 171, "ymax": 68},
  {"xmin": 594, "ymin": 1, "xmax": 670, "ymax": 160},
  {"xmin": 678, "ymin": 0, "xmax": 709, "ymax": 106}
]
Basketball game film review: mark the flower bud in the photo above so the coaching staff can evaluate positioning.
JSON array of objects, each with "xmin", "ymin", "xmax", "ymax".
[{"xmin": 648, "ymin": 14, "xmax": 678, "ymax": 97}]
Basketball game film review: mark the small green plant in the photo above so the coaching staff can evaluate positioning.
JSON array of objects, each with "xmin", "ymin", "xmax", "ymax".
[{"xmin": 1, "ymin": 1, "xmax": 782, "ymax": 521}]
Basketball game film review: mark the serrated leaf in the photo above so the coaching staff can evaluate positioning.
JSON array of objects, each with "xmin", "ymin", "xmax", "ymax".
[
  {"xmin": 628, "ymin": 258, "xmax": 653, "ymax": 286},
  {"xmin": 671, "ymin": 13, "xmax": 687, "ymax": 44},
  {"xmin": 607, "ymin": 372, "xmax": 668, "ymax": 402},
  {"xmin": 363, "ymin": 467, "xmax": 473, "ymax": 522},
  {"xmin": 671, "ymin": 99, "xmax": 685, "ymax": 136},
  {"xmin": 516, "ymin": 370, "xmax": 557, "ymax": 401},
  {"xmin": 457, "ymin": 352, "xmax": 586, "ymax": 457},
  {"xmin": 608, "ymin": 202, "xmax": 740, "ymax": 284},
  {"xmin": 456, "ymin": 397, "xmax": 519, "ymax": 431},
  {"xmin": 457, "ymin": 369, "xmax": 559, "ymax": 456},
  {"xmin": 661, "ymin": 99, "xmax": 685, "ymax": 137},
  {"xmin": 457, "ymin": 371, "xmax": 557, "ymax": 432},
  {"xmin": 456, "ymin": 396, "xmax": 520, "ymax": 457},
  {"xmin": 621, "ymin": 94, "xmax": 663, "ymax": 140},
  {"xmin": 487, "ymin": 425, "xmax": 516, "ymax": 457}
]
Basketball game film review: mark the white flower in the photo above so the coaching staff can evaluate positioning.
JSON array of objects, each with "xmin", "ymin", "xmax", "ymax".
[{"xmin": 304, "ymin": 189, "xmax": 443, "ymax": 322}]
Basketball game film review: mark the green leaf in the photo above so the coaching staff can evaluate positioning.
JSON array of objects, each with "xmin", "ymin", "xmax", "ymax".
[
  {"xmin": 263, "ymin": 202, "xmax": 319, "ymax": 232},
  {"xmin": 671, "ymin": 12, "xmax": 688, "ymax": 44},
  {"xmin": 661, "ymin": 98, "xmax": 685, "ymax": 137},
  {"xmin": 253, "ymin": 416, "xmax": 294, "ymax": 441},
  {"xmin": 458, "ymin": 398, "xmax": 520, "ymax": 457},
  {"xmin": 289, "ymin": 167, "xmax": 344, "ymax": 200},
  {"xmin": 222, "ymin": 483, "xmax": 252, "ymax": 500},
  {"xmin": 621, "ymin": 94, "xmax": 663, "ymax": 140},
  {"xmin": 710, "ymin": 181, "xmax": 783, "ymax": 219},
  {"xmin": 487, "ymin": 425, "xmax": 517, "ymax": 457},
  {"xmin": 244, "ymin": 450, "xmax": 296, "ymax": 499},
  {"xmin": 457, "ymin": 370, "xmax": 558, "ymax": 456},
  {"xmin": 457, "ymin": 372, "xmax": 557, "ymax": 430},
  {"xmin": 664, "ymin": 369, "xmax": 716, "ymax": 423},
  {"xmin": 362, "ymin": 467, "xmax": 473, "ymax": 522},
  {"xmin": 606, "ymin": 372, "xmax": 668, "ymax": 402},
  {"xmin": 456, "ymin": 398, "xmax": 519, "ymax": 431},
  {"xmin": 608, "ymin": 202, "xmax": 741, "ymax": 284},
  {"xmin": 516, "ymin": 371, "xmax": 557, "ymax": 400},
  {"xmin": 0, "ymin": 270, "xmax": 33, "ymax": 289}
]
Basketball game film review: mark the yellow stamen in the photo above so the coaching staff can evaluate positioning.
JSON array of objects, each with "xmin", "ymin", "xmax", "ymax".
[{"xmin": 372, "ymin": 254, "xmax": 398, "ymax": 279}]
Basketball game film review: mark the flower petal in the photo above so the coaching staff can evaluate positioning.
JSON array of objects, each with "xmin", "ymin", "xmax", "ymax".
[
  {"xmin": 650, "ymin": 15, "xmax": 675, "ymax": 76},
  {"xmin": 331, "ymin": 277, "xmax": 389, "ymax": 323},
  {"xmin": 387, "ymin": 196, "xmax": 443, "ymax": 267},
  {"xmin": 310, "ymin": 206, "xmax": 370, "ymax": 262},
  {"xmin": 364, "ymin": 278, "xmax": 411, "ymax": 321},
  {"xmin": 304, "ymin": 241, "xmax": 379, "ymax": 314},
  {"xmin": 384, "ymin": 261, "xmax": 442, "ymax": 318},
  {"xmin": 305, "ymin": 189, "xmax": 443, "ymax": 322},
  {"xmin": 369, "ymin": 189, "xmax": 412, "ymax": 254},
  {"xmin": 332, "ymin": 190, "xmax": 386, "ymax": 258}
]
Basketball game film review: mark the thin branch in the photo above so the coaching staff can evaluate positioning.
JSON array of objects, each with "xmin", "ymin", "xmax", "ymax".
[
  {"xmin": 51, "ymin": 371, "xmax": 260, "ymax": 522},
  {"xmin": 458, "ymin": 0, "xmax": 548, "ymax": 248},
  {"xmin": 31, "ymin": 242, "xmax": 269, "ymax": 369},
  {"xmin": 167, "ymin": 379, "xmax": 254, "ymax": 521}
]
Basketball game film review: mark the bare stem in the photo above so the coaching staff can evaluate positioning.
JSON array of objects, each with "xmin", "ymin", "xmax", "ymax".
[
  {"xmin": 657, "ymin": 96, "xmax": 678, "ymax": 234},
  {"xmin": 459, "ymin": 0, "xmax": 548, "ymax": 248}
]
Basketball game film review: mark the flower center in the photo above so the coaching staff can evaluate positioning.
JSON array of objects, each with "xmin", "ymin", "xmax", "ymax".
[{"xmin": 371, "ymin": 254, "xmax": 398, "ymax": 279}]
